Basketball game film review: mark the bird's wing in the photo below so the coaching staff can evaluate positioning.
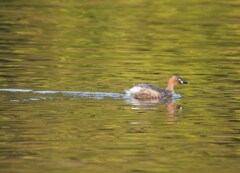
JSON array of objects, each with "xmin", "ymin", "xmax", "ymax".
[{"xmin": 136, "ymin": 83, "xmax": 165, "ymax": 93}]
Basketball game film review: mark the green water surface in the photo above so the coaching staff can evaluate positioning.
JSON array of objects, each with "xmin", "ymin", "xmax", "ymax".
[{"xmin": 0, "ymin": 0, "xmax": 239, "ymax": 173}]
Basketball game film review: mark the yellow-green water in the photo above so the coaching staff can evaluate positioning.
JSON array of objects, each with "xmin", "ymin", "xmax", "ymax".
[{"xmin": 0, "ymin": 0, "xmax": 239, "ymax": 173}]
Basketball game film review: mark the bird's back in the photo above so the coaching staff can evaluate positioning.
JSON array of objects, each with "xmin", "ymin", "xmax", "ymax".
[{"xmin": 125, "ymin": 83, "xmax": 166, "ymax": 99}]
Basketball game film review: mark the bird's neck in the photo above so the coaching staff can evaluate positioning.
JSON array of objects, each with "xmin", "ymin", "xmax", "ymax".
[{"xmin": 166, "ymin": 81, "xmax": 175, "ymax": 94}]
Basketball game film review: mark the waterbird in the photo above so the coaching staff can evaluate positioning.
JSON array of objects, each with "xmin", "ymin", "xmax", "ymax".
[{"xmin": 125, "ymin": 75, "xmax": 188, "ymax": 100}]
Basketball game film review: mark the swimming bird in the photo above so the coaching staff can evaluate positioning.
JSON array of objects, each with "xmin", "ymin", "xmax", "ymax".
[{"xmin": 125, "ymin": 75, "xmax": 188, "ymax": 99}]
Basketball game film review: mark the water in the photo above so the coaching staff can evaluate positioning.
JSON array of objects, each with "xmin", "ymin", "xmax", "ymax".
[{"xmin": 0, "ymin": 0, "xmax": 239, "ymax": 173}]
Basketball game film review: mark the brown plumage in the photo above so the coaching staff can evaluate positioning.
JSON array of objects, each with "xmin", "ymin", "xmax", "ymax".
[
  {"xmin": 125, "ymin": 75, "xmax": 188, "ymax": 100},
  {"xmin": 133, "ymin": 84, "xmax": 165, "ymax": 99}
]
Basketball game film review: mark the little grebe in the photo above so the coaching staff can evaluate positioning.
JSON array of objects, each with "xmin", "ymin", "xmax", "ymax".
[{"xmin": 125, "ymin": 75, "xmax": 188, "ymax": 99}]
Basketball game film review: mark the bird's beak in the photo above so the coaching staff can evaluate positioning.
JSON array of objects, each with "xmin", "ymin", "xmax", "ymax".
[{"xmin": 179, "ymin": 78, "xmax": 188, "ymax": 84}]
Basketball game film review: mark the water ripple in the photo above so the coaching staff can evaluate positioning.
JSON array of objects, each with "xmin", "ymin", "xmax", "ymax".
[{"xmin": 0, "ymin": 88, "xmax": 127, "ymax": 100}]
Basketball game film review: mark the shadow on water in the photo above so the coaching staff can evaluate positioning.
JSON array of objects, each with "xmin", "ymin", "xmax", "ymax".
[
  {"xmin": 125, "ymin": 96, "xmax": 182, "ymax": 114},
  {"xmin": 0, "ymin": 88, "xmax": 183, "ymax": 115}
]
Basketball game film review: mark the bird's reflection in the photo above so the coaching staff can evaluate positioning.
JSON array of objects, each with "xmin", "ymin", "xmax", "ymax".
[
  {"xmin": 126, "ymin": 97, "xmax": 181, "ymax": 112},
  {"xmin": 125, "ymin": 97, "xmax": 183, "ymax": 124}
]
